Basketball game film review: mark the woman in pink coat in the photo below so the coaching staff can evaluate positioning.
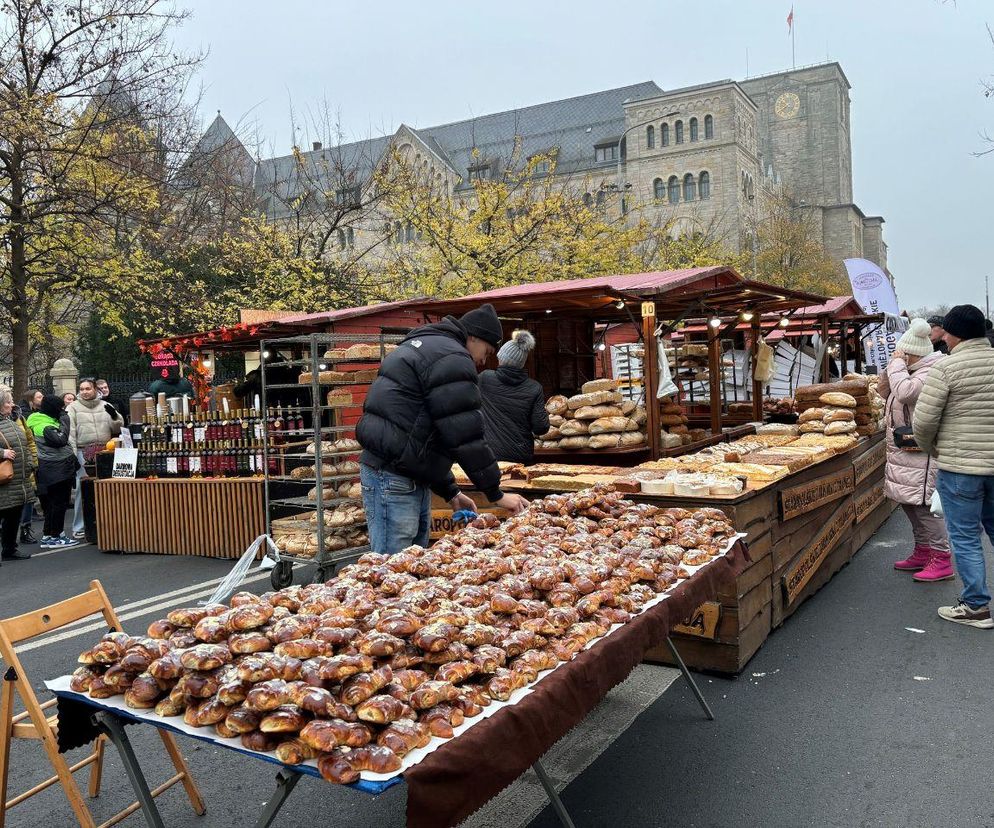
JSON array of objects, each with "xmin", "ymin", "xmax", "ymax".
[{"xmin": 877, "ymin": 318, "xmax": 951, "ymax": 581}]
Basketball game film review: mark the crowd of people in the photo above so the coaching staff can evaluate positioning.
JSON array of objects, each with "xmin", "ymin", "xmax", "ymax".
[
  {"xmin": 885, "ymin": 304, "xmax": 994, "ymax": 629},
  {"xmin": 0, "ymin": 378, "xmax": 125, "ymax": 563}
]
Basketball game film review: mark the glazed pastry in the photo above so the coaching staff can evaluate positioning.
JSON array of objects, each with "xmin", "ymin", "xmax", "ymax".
[
  {"xmin": 341, "ymin": 666, "xmax": 393, "ymax": 706},
  {"xmin": 299, "ymin": 718, "xmax": 373, "ymax": 751},
  {"xmin": 275, "ymin": 737, "xmax": 320, "ymax": 765},
  {"xmin": 376, "ymin": 721, "xmax": 431, "ymax": 757},
  {"xmin": 259, "ymin": 705, "xmax": 309, "ymax": 733},
  {"xmin": 224, "ymin": 705, "xmax": 263, "ymax": 734},
  {"xmin": 228, "ymin": 602, "xmax": 274, "ymax": 631},
  {"xmin": 146, "ymin": 619, "xmax": 177, "ymax": 640},
  {"xmin": 355, "ymin": 695, "xmax": 412, "ymax": 724},
  {"xmin": 193, "ymin": 616, "xmax": 230, "ymax": 644},
  {"xmin": 240, "ymin": 731, "xmax": 282, "ymax": 752},
  {"xmin": 180, "ymin": 643, "xmax": 231, "ymax": 672},
  {"xmin": 244, "ymin": 679, "xmax": 293, "ymax": 711},
  {"xmin": 228, "ymin": 631, "xmax": 273, "ymax": 654},
  {"xmin": 70, "ymin": 666, "xmax": 101, "ymax": 693}
]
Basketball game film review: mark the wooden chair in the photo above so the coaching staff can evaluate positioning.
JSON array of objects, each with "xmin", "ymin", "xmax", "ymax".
[{"xmin": 0, "ymin": 579, "xmax": 206, "ymax": 827}]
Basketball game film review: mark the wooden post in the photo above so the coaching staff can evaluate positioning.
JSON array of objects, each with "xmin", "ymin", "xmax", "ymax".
[
  {"xmin": 839, "ymin": 321, "xmax": 849, "ymax": 376},
  {"xmin": 750, "ymin": 318, "xmax": 764, "ymax": 422},
  {"xmin": 708, "ymin": 323, "xmax": 722, "ymax": 435},
  {"xmin": 641, "ymin": 303, "xmax": 661, "ymax": 459},
  {"xmin": 820, "ymin": 317, "xmax": 831, "ymax": 382}
]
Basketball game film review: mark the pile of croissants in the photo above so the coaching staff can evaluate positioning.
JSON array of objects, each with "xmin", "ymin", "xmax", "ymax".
[{"xmin": 70, "ymin": 486, "xmax": 737, "ymax": 784}]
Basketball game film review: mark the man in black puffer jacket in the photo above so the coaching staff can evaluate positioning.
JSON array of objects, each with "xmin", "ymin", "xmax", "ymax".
[
  {"xmin": 480, "ymin": 329, "xmax": 550, "ymax": 464},
  {"xmin": 357, "ymin": 303, "xmax": 529, "ymax": 553}
]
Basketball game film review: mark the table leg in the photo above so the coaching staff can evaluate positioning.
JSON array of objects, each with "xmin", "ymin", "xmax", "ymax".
[
  {"xmin": 254, "ymin": 768, "xmax": 301, "ymax": 828},
  {"xmin": 666, "ymin": 636, "xmax": 715, "ymax": 721},
  {"xmin": 91, "ymin": 712, "xmax": 165, "ymax": 828},
  {"xmin": 532, "ymin": 760, "xmax": 576, "ymax": 828}
]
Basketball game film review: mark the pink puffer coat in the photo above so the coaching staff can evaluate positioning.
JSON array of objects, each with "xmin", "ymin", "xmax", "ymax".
[{"xmin": 878, "ymin": 351, "xmax": 944, "ymax": 505}]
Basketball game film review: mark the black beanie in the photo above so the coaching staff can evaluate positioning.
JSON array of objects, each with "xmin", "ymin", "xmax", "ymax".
[
  {"xmin": 942, "ymin": 304, "xmax": 986, "ymax": 340},
  {"xmin": 40, "ymin": 394, "xmax": 65, "ymax": 420},
  {"xmin": 459, "ymin": 303, "xmax": 503, "ymax": 348}
]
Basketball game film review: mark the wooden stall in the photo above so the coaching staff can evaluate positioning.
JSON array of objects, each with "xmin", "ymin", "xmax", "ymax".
[{"xmin": 95, "ymin": 478, "xmax": 265, "ymax": 558}]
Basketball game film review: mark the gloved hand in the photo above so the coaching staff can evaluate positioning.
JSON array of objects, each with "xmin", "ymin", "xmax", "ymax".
[{"xmin": 103, "ymin": 403, "xmax": 118, "ymax": 418}]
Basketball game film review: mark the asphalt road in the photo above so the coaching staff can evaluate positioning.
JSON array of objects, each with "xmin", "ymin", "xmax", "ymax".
[{"xmin": 2, "ymin": 509, "xmax": 991, "ymax": 827}]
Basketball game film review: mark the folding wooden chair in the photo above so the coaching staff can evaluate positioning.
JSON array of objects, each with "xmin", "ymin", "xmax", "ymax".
[{"xmin": 0, "ymin": 579, "xmax": 206, "ymax": 827}]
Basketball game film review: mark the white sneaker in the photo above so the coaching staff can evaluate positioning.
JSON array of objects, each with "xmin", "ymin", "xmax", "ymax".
[
  {"xmin": 40, "ymin": 536, "xmax": 79, "ymax": 549},
  {"xmin": 73, "ymin": 530, "xmax": 86, "ymax": 540},
  {"xmin": 937, "ymin": 602, "xmax": 994, "ymax": 629}
]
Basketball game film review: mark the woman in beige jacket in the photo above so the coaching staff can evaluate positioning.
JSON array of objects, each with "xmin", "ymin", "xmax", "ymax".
[{"xmin": 67, "ymin": 378, "xmax": 123, "ymax": 539}]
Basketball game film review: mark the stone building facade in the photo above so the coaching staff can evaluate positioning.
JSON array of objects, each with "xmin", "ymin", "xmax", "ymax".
[{"xmin": 200, "ymin": 60, "xmax": 890, "ymax": 284}]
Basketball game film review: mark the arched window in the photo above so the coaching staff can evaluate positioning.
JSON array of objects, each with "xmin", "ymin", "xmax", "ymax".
[
  {"xmin": 337, "ymin": 228, "xmax": 346, "ymax": 250},
  {"xmin": 646, "ymin": 125, "xmax": 655, "ymax": 149},
  {"xmin": 394, "ymin": 221, "xmax": 403, "ymax": 245},
  {"xmin": 405, "ymin": 222, "xmax": 414, "ymax": 243},
  {"xmin": 704, "ymin": 114, "xmax": 714, "ymax": 139},
  {"xmin": 661, "ymin": 123, "xmax": 669, "ymax": 146},
  {"xmin": 683, "ymin": 173, "xmax": 696, "ymax": 201},
  {"xmin": 667, "ymin": 175, "xmax": 680, "ymax": 204},
  {"xmin": 675, "ymin": 120, "xmax": 684, "ymax": 143},
  {"xmin": 347, "ymin": 227, "xmax": 354, "ymax": 247},
  {"xmin": 653, "ymin": 178, "xmax": 665, "ymax": 200},
  {"xmin": 595, "ymin": 190, "xmax": 606, "ymax": 209},
  {"xmin": 699, "ymin": 171, "xmax": 711, "ymax": 200},
  {"xmin": 583, "ymin": 192, "xmax": 593, "ymax": 207},
  {"xmin": 689, "ymin": 118, "xmax": 698, "ymax": 142}
]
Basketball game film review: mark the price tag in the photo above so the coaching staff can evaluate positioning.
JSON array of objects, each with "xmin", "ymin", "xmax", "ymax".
[
  {"xmin": 641, "ymin": 301, "xmax": 655, "ymax": 318},
  {"xmin": 166, "ymin": 457, "xmax": 178, "ymax": 475},
  {"xmin": 111, "ymin": 448, "xmax": 139, "ymax": 479}
]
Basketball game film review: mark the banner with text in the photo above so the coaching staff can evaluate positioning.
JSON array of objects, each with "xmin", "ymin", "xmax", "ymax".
[{"xmin": 844, "ymin": 258, "xmax": 907, "ymax": 373}]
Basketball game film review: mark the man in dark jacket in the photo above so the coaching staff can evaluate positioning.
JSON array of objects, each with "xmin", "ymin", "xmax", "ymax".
[
  {"xmin": 357, "ymin": 303, "xmax": 529, "ymax": 554},
  {"xmin": 480, "ymin": 329, "xmax": 550, "ymax": 464},
  {"xmin": 927, "ymin": 316, "xmax": 948, "ymax": 354}
]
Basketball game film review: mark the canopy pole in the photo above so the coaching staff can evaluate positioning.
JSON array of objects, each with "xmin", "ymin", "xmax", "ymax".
[
  {"xmin": 751, "ymin": 318, "xmax": 763, "ymax": 422},
  {"xmin": 839, "ymin": 321, "xmax": 849, "ymax": 376},
  {"xmin": 708, "ymin": 323, "xmax": 722, "ymax": 436},
  {"xmin": 820, "ymin": 317, "xmax": 831, "ymax": 382},
  {"xmin": 642, "ymin": 305, "xmax": 662, "ymax": 459}
]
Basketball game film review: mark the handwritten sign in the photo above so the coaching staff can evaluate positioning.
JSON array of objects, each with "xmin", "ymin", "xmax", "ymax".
[
  {"xmin": 853, "ymin": 441, "xmax": 886, "ymax": 485},
  {"xmin": 782, "ymin": 498, "xmax": 854, "ymax": 604},
  {"xmin": 780, "ymin": 468, "xmax": 855, "ymax": 521},
  {"xmin": 672, "ymin": 602, "xmax": 721, "ymax": 639},
  {"xmin": 111, "ymin": 448, "xmax": 139, "ymax": 479},
  {"xmin": 641, "ymin": 302, "xmax": 655, "ymax": 318},
  {"xmin": 854, "ymin": 482, "xmax": 886, "ymax": 524}
]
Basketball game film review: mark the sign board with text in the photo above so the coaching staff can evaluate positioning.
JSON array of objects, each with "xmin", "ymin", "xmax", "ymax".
[{"xmin": 111, "ymin": 448, "xmax": 139, "ymax": 479}]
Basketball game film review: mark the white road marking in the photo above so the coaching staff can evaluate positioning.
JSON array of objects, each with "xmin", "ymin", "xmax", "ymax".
[{"xmin": 14, "ymin": 571, "xmax": 272, "ymax": 654}]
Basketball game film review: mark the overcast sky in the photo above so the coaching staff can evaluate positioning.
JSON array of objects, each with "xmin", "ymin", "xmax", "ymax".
[{"xmin": 172, "ymin": 0, "xmax": 994, "ymax": 314}]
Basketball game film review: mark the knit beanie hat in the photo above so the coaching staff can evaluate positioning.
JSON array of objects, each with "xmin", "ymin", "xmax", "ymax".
[
  {"xmin": 942, "ymin": 304, "xmax": 986, "ymax": 340},
  {"xmin": 459, "ymin": 303, "xmax": 503, "ymax": 348},
  {"xmin": 895, "ymin": 318, "xmax": 934, "ymax": 357},
  {"xmin": 39, "ymin": 394, "xmax": 65, "ymax": 420},
  {"xmin": 496, "ymin": 329, "xmax": 536, "ymax": 368}
]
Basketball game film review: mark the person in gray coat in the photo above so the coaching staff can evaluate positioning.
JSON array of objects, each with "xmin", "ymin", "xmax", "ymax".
[{"xmin": 0, "ymin": 388, "xmax": 35, "ymax": 561}]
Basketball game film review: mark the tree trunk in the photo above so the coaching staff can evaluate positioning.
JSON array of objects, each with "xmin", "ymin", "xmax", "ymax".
[{"xmin": 8, "ymin": 142, "xmax": 29, "ymax": 400}]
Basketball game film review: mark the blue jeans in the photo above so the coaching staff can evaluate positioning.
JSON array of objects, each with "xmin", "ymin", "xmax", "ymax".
[
  {"xmin": 936, "ymin": 470, "xmax": 994, "ymax": 609},
  {"xmin": 360, "ymin": 464, "xmax": 431, "ymax": 555},
  {"xmin": 72, "ymin": 449, "xmax": 86, "ymax": 534}
]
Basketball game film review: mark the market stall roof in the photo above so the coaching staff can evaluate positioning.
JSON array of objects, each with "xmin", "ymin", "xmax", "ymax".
[
  {"xmin": 139, "ymin": 299, "xmax": 422, "ymax": 353},
  {"xmin": 403, "ymin": 268, "xmax": 827, "ymax": 322}
]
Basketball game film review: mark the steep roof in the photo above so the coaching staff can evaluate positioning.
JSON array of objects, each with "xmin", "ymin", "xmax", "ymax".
[{"xmin": 179, "ymin": 113, "xmax": 255, "ymax": 188}]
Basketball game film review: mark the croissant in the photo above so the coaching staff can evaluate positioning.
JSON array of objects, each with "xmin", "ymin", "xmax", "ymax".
[
  {"xmin": 422, "ymin": 642, "xmax": 471, "ymax": 666},
  {"xmin": 392, "ymin": 669, "xmax": 430, "ymax": 690},
  {"xmin": 230, "ymin": 591, "xmax": 264, "ymax": 607},
  {"xmin": 458, "ymin": 623, "xmax": 500, "ymax": 647},
  {"xmin": 125, "ymin": 672, "xmax": 163, "ymax": 705},
  {"xmin": 101, "ymin": 664, "xmax": 135, "ymax": 690},
  {"xmin": 184, "ymin": 697, "xmax": 231, "ymax": 728},
  {"xmin": 217, "ymin": 678, "xmax": 253, "ymax": 706},
  {"xmin": 386, "ymin": 644, "xmax": 425, "ymax": 669},
  {"xmin": 411, "ymin": 622, "xmax": 458, "ymax": 653},
  {"xmin": 269, "ymin": 614, "xmax": 320, "ymax": 644},
  {"xmin": 434, "ymin": 660, "xmax": 478, "ymax": 685},
  {"xmin": 167, "ymin": 607, "xmax": 209, "ymax": 627},
  {"xmin": 168, "ymin": 629, "xmax": 198, "ymax": 649},
  {"xmin": 214, "ymin": 719, "xmax": 241, "ymax": 739},
  {"xmin": 419, "ymin": 704, "xmax": 464, "ymax": 738},
  {"xmin": 259, "ymin": 704, "xmax": 309, "ymax": 734},
  {"xmin": 244, "ymin": 679, "xmax": 292, "ymax": 711},
  {"xmin": 291, "ymin": 685, "xmax": 357, "ymax": 721},
  {"xmin": 376, "ymin": 721, "xmax": 431, "ymax": 757},
  {"xmin": 70, "ymin": 666, "xmax": 102, "ymax": 693},
  {"xmin": 318, "ymin": 745, "xmax": 403, "ymax": 784},
  {"xmin": 409, "ymin": 680, "xmax": 460, "ymax": 711},
  {"xmin": 375, "ymin": 612, "xmax": 422, "ymax": 638},
  {"xmin": 85, "ymin": 675, "xmax": 119, "ymax": 699},
  {"xmin": 341, "ymin": 666, "xmax": 393, "ymax": 706},
  {"xmin": 483, "ymin": 669, "xmax": 517, "ymax": 702},
  {"xmin": 275, "ymin": 738, "xmax": 320, "ymax": 765},
  {"xmin": 228, "ymin": 602, "xmax": 274, "ymax": 631},
  {"xmin": 224, "ymin": 706, "xmax": 263, "ymax": 734},
  {"xmin": 240, "ymin": 730, "xmax": 282, "ymax": 752},
  {"xmin": 471, "ymin": 645, "xmax": 507, "ymax": 674},
  {"xmin": 299, "ymin": 718, "xmax": 373, "ymax": 752},
  {"xmin": 228, "ymin": 631, "xmax": 273, "ymax": 654},
  {"xmin": 236, "ymin": 655, "xmax": 293, "ymax": 683},
  {"xmin": 355, "ymin": 695, "xmax": 412, "ymax": 724}
]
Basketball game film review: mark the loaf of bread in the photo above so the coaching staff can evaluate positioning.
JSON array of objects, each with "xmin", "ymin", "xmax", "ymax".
[
  {"xmin": 588, "ymin": 433, "xmax": 622, "ymax": 449},
  {"xmin": 798, "ymin": 422, "xmax": 825, "ymax": 433},
  {"xmin": 619, "ymin": 431, "xmax": 646, "ymax": 447},
  {"xmin": 823, "ymin": 409, "xmax": 855, "ymax": 423},
  {"xmin": 798, "ymin": 408, "xmax": 826, "ymax": 424},
  {"xmin": 660, "ymin": 414, "xmax": 686, "ymax": 427},
  {"xmin": 559, "ymin": 436, "xmax": 590, "ymax": 449},
  {"xmin": 546, "ymin": 395, "xmax": 568, "ymax": 416},
  {"xmin": 588, "ymin": 416, "xmax": 639, "ymax": 434},
  {"xmin": 558, "ymin": 420, "xmax": 589, "ymax": 436},
  {"xmin": 548, "ymin": 414, "xmax": 565, "ymax": 428},
  {"xmin": 819, "ymin": 392, "xmax": 858, "ymax": 408},
  {"xmin": 795, "ymin": 379, "xmax": 869, "ymax": 400},
  {"xmin": 823, "ymin": 420, "xmax": 857, "ymax": 435},
  {"xmin": 566, "ymin": 390, "xmax": 623, "ymax": 410},
  {"xmin": 581, "ymin": 379, "xmax": 619, "ymax": 394},
  {"xmin": 573, "ymin": 404, "xmax": 624, "ymax": 421}
]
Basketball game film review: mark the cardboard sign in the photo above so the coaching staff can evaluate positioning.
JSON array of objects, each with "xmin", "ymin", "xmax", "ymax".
[
  {"xmin": 111, "ymin": 448, "xmax": 139, "ymax": 479},
  {"xmin": 671, "ymin": 601, "xmax": 721, "ymax": 639}
]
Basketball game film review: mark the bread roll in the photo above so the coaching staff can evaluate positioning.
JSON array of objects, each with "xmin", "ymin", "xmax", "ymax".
[
  {"xmin": 559, "ymin": 436, "xmax": 590, "ymax": 449},
  {"xmin": 581, "ymin": 379, "xmax": 619, "ymax": 394},
  {"xmin": 558, "ymin": 420, "xmax": 589, "ymax": 436},
  {"xmin": 823, "ymin": 409, "xmax": 855, "ymax": 423},
  {"xmin": 545, "ymin": 395, "xmax": 568, "ymax": 416},
  {"xmin": 619, "ymin": 431, "xmax": 646, "ymax": 446},
  {"xmin": 588, "ymin": 416, "xmax": 638, "ymax": 434},
  {"xmin": 573, "ymin": 404, "xmax": 624, "ymax": 421},
  {"xmin": 588, "ymin": 433, "xmax": 622, "ymax": 449},
  {"xmin": 819, "ymin": 392, "xmax": 858, "ymax": 408},
  {"xmin": 798, "ymin": 408, "xmax": 826, "ymax": 424},
  {"xmin": 798, "ymin": 421, "xmax": 825, "ymax": 433},
  {"xmin": 824, "ymin": 420, "xmax": 857, "ymax": 435}
]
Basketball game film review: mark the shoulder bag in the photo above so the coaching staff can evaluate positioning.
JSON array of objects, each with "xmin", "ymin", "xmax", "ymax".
[{"xmin": 0, "ymin": 427, "xmax": 14, "ymax": 485}]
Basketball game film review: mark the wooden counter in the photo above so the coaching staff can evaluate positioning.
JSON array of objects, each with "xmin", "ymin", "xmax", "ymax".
[{"xmin": 94, "ymin": 478, "xmax": 266, "ymax": 559}]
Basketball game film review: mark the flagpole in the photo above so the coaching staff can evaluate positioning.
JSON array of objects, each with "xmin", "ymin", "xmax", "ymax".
[{"xmin": 792, "ymin": 17, "xmax": 796, "ymax": 68}]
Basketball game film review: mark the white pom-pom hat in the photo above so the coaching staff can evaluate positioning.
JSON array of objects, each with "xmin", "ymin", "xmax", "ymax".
[{"xmin": 895, "ymin": 318, "xmax": 935, "ymax": 357}]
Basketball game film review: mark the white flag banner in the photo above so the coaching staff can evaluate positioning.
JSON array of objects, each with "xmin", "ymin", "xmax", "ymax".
[{"xmin": 844, "ymin": 258, "xmax": 907, "ymax": 372}]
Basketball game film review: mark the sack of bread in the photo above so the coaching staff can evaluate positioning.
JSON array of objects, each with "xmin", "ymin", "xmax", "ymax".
[
  {"xmin": 588, "ymin": 433, "xmax": 622, "ymax": 449},
  {"xmin": 559, "ymin": 436, "xmax": 591, "ymax": 449},
  {"xmin": 823, "ymin": 409, "xmax": 855, "ymax": 423},
  {"xmin": 581, "ymin": 378, "xmax": 619, "ymax": 394},
  {"xmin": 567, "ymin": 390, "xmax": 623, "ymax": 410},
  {"xmin": 823, "ymin": 420, "xmax": 857, "ymax": 435},
  {"xmin": 559, "ymin": 420, "xmax": 589, "ymax": 436},
  {"xmin": 819, "ymin": 392, "xmax": 858, "ymax": 408},
  {"xmin": 573, "ymin": 404, "xmax": 624, "ymax": 421},
  {"xmin": 798, "ymin": 408, "xmax": 826, "ymax": 424},
  {"xmin": 588, "ymin": 416, "xmax": 640, "ymax": 434},
  {"xmin": 545, "ymin": 395, "xmax": 568, "ymax": 416}
]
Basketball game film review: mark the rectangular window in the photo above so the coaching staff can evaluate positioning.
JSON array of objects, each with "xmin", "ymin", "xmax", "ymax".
[
  {"xmin": 468, "ymin": 164, "xmax": 492, "ymax": 181},
  {"xmin": 335, "ymin": 186, "xmax": 361, "ymax": 208},
  {"xmin": 594, "ymin": 144, "xmax": 617, "ymax": 163},
  {"xmin": 533, "ymin": 159, "xmax": 550, "ymax": 175}
]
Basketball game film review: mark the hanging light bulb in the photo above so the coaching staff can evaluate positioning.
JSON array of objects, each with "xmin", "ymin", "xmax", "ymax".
[
  {"xmin": 262, "ymin": 350, "xmax": 271, "ymax": 358},
  {"xmin": 319, "ymin": 363, "xmax": 328, "ymax": 371},
  {"xmin": 202, "ymin": 358, "xmax": 212, "ymax": 368},
  {"xmin": 545, "ymin": 309, "xmax": 552, "ymax": 314},
  {"xmin": 741, "ymin": 310, "xmax": 754, "ymax": 322},
  {"xmin": 615, "ymin": 300, "xmax": 625, "ymax": 310},
  {"xmin": 709, "ymin": 317, "xmax": 722, "ymax": 329},
  {"xmin": 598, "ymin": 342, "xmax": 606, "ymax": 351},
  {"xmin": 779, "ymin": 316, "xmax": 790, "ymax": 327}
]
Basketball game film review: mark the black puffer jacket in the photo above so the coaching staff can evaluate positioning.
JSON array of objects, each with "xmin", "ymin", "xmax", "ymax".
[
  {"xmin": 357, "ymin": 317, "xmax": 504, "ymax": 502},
  {"xmin": 480, "ymin": 367, "xmax": 549, "ymax": 464}
]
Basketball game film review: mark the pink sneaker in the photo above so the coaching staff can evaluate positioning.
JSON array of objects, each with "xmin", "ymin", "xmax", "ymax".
[
  {"xmin": 913, "ymin": 550, "xmax": 955, "ymax": 582},
  {"xmin": 894, "ymin": 545, "xmax": 931, "ymax": 571}
]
